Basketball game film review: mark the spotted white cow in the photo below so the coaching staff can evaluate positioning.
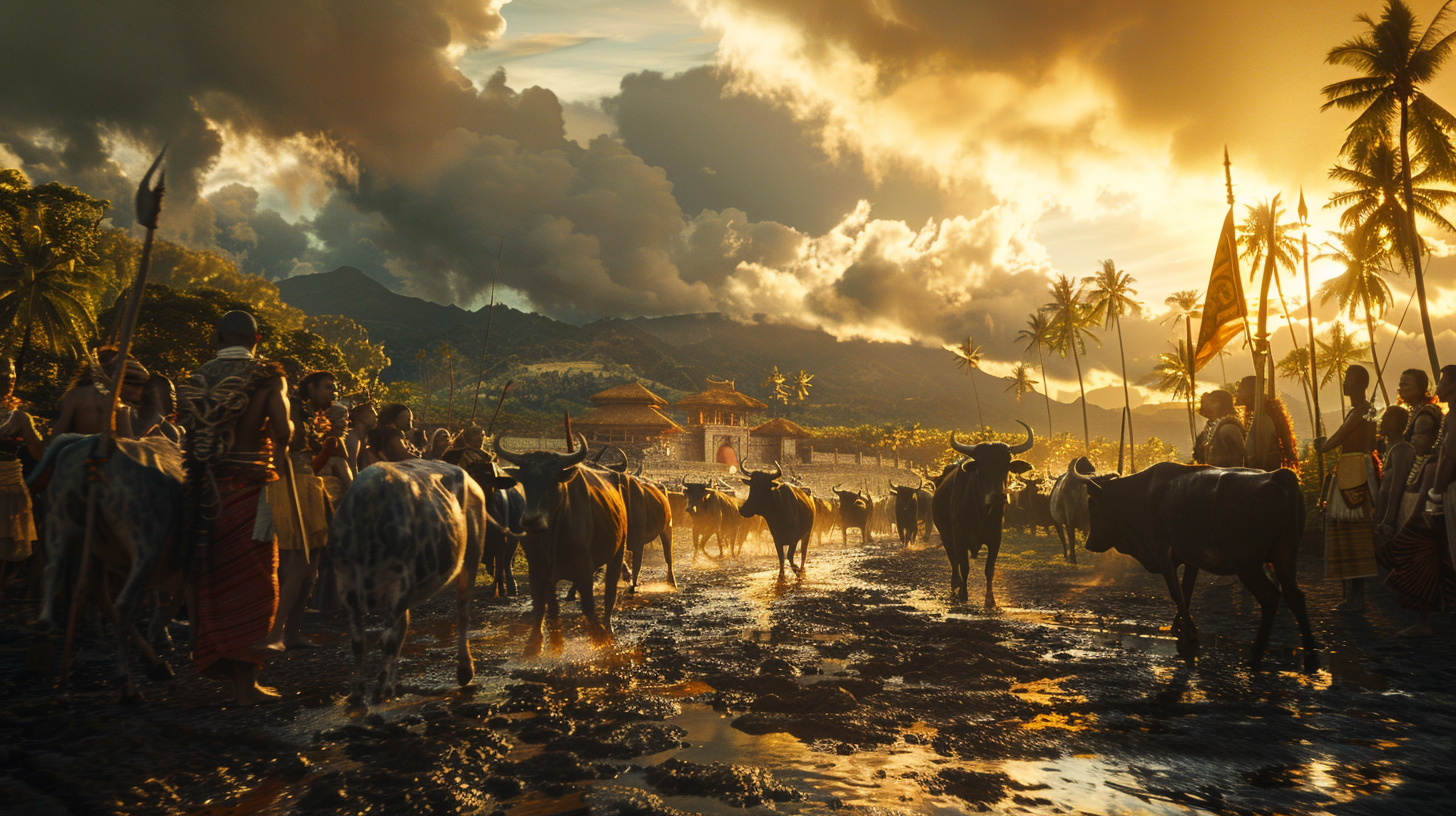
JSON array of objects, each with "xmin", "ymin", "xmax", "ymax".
[
  {"xmin": 330, "ymin": 459, "xmax": 494, "ymax": 707},
  {"xmin": 32, "ymin": 433, "xmax": 186, "ymax": 703}
]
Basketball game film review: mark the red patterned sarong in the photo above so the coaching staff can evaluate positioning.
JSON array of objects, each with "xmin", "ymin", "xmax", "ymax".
[
  {"xmin": 1381, "ymin": 516, "xmax": 1456, "ymax": 613},
  {"xmin": 193, "ymin": 466, "xmax": 279, "ymax": 678}
]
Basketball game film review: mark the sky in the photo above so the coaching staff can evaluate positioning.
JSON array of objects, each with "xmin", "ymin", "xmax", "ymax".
[{"xmin": 5, "ymin": 0, "xmax": 1456, "ymax": 411}]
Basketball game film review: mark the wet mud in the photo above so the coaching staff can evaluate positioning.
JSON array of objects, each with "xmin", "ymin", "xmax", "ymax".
[{"xmin": 2, "ymin": 528, "xmax": 1454, "ymax": 815}]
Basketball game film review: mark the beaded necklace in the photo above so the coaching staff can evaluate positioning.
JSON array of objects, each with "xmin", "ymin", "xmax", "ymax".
[{"xmin": 1408, "ymin": 421, "xmax": 1446, "ymax": 488}]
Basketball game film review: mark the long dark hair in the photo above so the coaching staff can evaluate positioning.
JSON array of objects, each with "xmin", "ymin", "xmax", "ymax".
[{"xmin": 368, "ymin": 403, "xmax": 410, "ymax": 449}]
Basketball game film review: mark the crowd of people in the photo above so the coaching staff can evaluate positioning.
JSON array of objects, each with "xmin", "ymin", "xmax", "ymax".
[
  {"xmin": 1191, "ymin": 364, "xmax": 1456, "ymax": 635},
  {"xmin": 2, "ymin": 310, "xmax": 1454, "ymax": 706},
  {"xmin": 0, "ymin": 311, "xmax": 500, "ymax": 704}
]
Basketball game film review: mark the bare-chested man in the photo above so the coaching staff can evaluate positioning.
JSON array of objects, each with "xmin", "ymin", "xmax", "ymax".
[
  {"xmin": 137, "ymin": 374, "xmax": 184, "ymax": 444},
  {"xmin": 1316, "ymin": 365, "xmax": 1379, "ymax": 613},
  {"xmin": 178, "ymin": 311, "xmax": 292, "ymax": 705},
  {"xmin": 1193, "ymin": 389, "xmax": 1244, "ymax": 467},
  {"xmin": 263, "ymin": 370, "xmax": 337, "ymax": 650},
  {"xmin": 52, "ymin": 349, "xmax": 145, "ymax": 438}
]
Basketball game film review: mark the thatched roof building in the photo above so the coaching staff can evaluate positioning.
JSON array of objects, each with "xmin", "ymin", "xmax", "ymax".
[
  {"xmin": 673, "ymin": 378, "xmax": 767, "ymax": 427},
  {"xmin": 575, "ymin": 381, "xmax": 683, "ymax": 443},
  {"xmin": 751, "ymin": 417, "xmax": 812, "ymax": 439}
]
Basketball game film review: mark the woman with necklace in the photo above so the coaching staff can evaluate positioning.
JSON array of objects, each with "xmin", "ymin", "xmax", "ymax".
[
  {"xmin": 1315, "ymin": 365, "xmax": 1379, "ymax": 613},
  {"xmin": 0, "ymin": 357, "xmax": 43, "ymax": 563}
]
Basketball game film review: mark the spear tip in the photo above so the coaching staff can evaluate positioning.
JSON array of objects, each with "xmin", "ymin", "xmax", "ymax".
[{"xmin": 135, "ymin": 145, "xmax": 168, "ymax": 230}]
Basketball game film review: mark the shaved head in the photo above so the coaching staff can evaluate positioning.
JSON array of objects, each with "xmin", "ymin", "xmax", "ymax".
[{"xmin": 216, "ymin": 310, "xmax": 259, "ymax": 349}]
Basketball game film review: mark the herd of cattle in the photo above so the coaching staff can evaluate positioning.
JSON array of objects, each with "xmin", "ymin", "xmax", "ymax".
[{"xmin": 28, "ymin": 421, "xmax": 1318, "ymax": 706}]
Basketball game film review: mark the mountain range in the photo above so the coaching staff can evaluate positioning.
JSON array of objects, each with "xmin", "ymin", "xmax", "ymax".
[{"xmin": 278, "ymin": 267, "xmax": 1333, "ymax": 455}]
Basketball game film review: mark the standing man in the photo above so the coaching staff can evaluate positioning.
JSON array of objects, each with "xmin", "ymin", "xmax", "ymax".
[
  {"xmin": 1193, "ymin": 389, "xmax": 1245, "ymax": 467},
  {"xmin": 264, "ymin": 370, "xmax": 336, "ymax": 650},
  {"xmin": 177, "ymin": 311, "xmax": 292, "ymax": 705},
  {"xmin": 1316, "ymin": 365, "xmax": 1379, "ymax": 613},
  {"xmin": 0, "ymin": 356, "xmax": 43, "ymax": 563}
]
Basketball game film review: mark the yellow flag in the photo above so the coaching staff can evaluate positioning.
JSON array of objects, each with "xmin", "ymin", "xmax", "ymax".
[{"xmin": 1193, "ymin": 207, "xmax": 1246, "ymax": 372}]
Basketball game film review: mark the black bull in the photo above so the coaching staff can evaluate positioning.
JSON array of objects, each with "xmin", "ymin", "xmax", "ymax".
[
  {"xmin": 1075, "ymin": 462, "xmax": 1317, "ymax": 666},
  {"xmin": 931, "ymin": 422, "xmax": 1034, "ymax": 607}
]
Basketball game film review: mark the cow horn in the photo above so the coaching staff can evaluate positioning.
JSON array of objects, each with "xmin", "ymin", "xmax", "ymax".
[
  {"xmin": 591, "ymin": 446, "xmax": 608, "ymax": 463},
  {"xmin": 493, "ymin": 434, "xmax": 525, "ymax": 466},
  {"xmin": 1008, "ymin": 420, "xmax": 1034, "ymax": 454},
  {"xmin": 950, "ymin": 432, "xmax": 977, "ymax": 457},
  {"xmin": 772, "ymin": 460, "xmax": 783, "ymax": 480},
  {"xmin": 562, "ymin": 433, "xmax": 589, "ymax": 469},
  {"xmin": 1067, "ymin": 460, "xmax": 1095, "ymax": 484},
  {"xmin": 833, "ymin": 482, "xmax": 846, "ymax": 494}
]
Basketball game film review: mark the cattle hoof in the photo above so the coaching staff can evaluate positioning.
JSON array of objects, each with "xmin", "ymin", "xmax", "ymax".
[
  {"xmin": 146, "ymin": 661, "xmax": 175, "ymax": 681},
  {"xmin": 523, "ymin": 638, "xmax": 544, "ymax": 658},
  {"xmin": 119, "ymin": 687, "xmax": 145, "ymax": 706},
  {"xmin": 457, "ymin": 663, "xmax": 475, "ymax": 687},
  {"xmin": 345, "ymin": 692, "xmax": 366, "ymax": 711},
  {"xmin": 1302, "ymin": 651, "xmax": 1320, "ymax": 673}
]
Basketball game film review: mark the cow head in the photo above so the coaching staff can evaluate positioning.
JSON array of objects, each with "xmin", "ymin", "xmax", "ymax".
[
  {"xmin": 738, "ymin": 461, "xmax": 784, "ymax": 518},
  {"xmin": 948, "ymin": 421, "xmax": 1035, "ymax": 511},
  {"xmin": 1068, "ymin": 467, "xmax": 1119, "ymax": 552},
  {"xmin": 833, "ymin": 483, "xmax": 869, "ymax": 513},
  {"xmin": 682, "ymin": 479, "xmax": 712, "ymax": 513},
  {"xmin": 493, "ymin": 433, "xmax": 590, "ymax": 532},
  {"xmin": 462, "ymin": 455, "xmax": 518, "ymax": 494}
]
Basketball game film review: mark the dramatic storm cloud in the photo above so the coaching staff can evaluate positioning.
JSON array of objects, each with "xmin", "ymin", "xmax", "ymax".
[{"xmin": 4, "ymin": 0, "xmax": 1455, "ymax": 405}]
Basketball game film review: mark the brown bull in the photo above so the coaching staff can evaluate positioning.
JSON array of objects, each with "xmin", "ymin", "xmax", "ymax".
[
  {"xmin": 682, "ymin": 480, "xmax": 742, "ymax": 559},
  {"xmin": 738, "ymin": 462, "xmax": 815, "ymax": 579},
  {"xmin": 494, "ymin": 434, "xmax": 628, "ymax": 656}
]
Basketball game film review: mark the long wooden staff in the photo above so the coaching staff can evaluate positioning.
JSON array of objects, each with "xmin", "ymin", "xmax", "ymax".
[
  {"xmin": 59, "ymin": 147, "xmax": 166, "ymax": 684},
  {"xmin": 485, "ymin": 380, "xmax": 513, "ymax": 437}
]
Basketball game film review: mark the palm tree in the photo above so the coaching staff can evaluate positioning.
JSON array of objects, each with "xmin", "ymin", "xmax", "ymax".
[
  {"xmin": 789, "ymin": 369, "xmax": 814, "ymax": 417},
  {"xmin": 438, "ymin": 342, "xmax": 456, "ymax": 424},
  {"xmin": 0, "ymin": 169, "xmax": 110, "ymax": 383},
  {"xmin": 1163, "ymin": 290, "xmax": 1203, "ymax": 445},
  {"xmin": 415, "ymin": 348, "xmax": 431, "ymax": 421},
  {"xmin": 1316, "ymin": 322, "xmax": 1373, "ymax": 415},
  {"xmin": 1084, "ymin": 259, "xmax": 1143, "ymax": 470},
  {"xmin": 944, "ymin": 335, "xmax": 986, "ymax": 430},
  {"xmin": 1044, "ymin": 274, "xmax": 1100, "ymax": 451},
  {"xmin": 1238, "ymin": 198, "xmax": 1308, "ymax": 355},
  {"xmin": 1004, "ymin": 363, "xmax": 1038, "ymax": 402},
  {"xmin": 1322, "ymin": 0, "xmax": 1456, "ymax": 375},
  {"xmin": 1317, "ymin": 226, "xmax": 1395, "ymax": 405},
  {"xmin": 1326, "ymin": 136, "xmax": 1456, "ymax": 263},
  {"xmin": 1276, "ymin": 346, "xmax": 1318, "ymax": 429},
  {"xmin": 1016, "ymin": 311, "xmax": 1057, "ymax": 437},
  {"xmin": 1145, "ymin": 340, "xmax": 1197, "ymax": 449}
]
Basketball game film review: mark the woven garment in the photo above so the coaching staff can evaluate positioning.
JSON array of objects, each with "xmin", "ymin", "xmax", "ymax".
[
  {"xmin": 0, "ymin": 460, "xmax": 35, "ymax": 561},
  {"xmin": 1381, "ymin": 516, "xmax": 1456, "ymax": 612},
  {"xmin": 192, "ymin": 467, "xmax": 278, "ymax": 678},
  {"xmin": 1325, "ymin": 454, "xmax": 1378, "ymax": 580},
  {"xmin": 265, "ymin": 471, "xmax": 330, "ymax": 551}
]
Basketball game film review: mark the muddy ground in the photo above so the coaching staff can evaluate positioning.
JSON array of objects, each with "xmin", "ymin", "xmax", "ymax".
[{"xmin": 1, "ymin": 527, "xmax": 1453, "ymax": 816}]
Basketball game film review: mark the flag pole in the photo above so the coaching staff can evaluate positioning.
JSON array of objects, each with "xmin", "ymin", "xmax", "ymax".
[
  {"xmin": 1249, "ymin": 193, "xmax": 1281, "ymax": 467},
  {"xmin": 1226, "ymin": 148, "xmax": 1254, "ymax": 353}
]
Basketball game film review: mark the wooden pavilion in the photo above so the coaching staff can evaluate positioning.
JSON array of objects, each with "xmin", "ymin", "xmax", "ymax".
[
  {"xmin": 574, "ymin": 381, "xmax": 683, "ymax": 444},
  {"xmin": 673, "ymin": 378, "xmax": 767, "ymax": 427}
]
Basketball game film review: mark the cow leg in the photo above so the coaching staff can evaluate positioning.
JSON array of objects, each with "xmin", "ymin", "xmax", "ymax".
[
  {"xmin": 1067, "ymin": 528, "xmax": 1078, "ymax": 565},
  {"xmin": 1053, "ymin": 523, "xmax": 1067, "ymax": 559},
  {"xmin": 798, "ymin": 533, "xmax": 811, "ymax": 574},
  {"xmin": 602, "ymin": 547, "xmax": 622, "ymax": 642},
  {"xmin": 1238, "ymin": 567, "xmax": 1282, "ymax": 667},
  {"xmin": 376, "ymin": 605, "xmax": 410, "ymax": 704},
  {"xmin": 524, "ymin": 569, "xmax": 550, "ymax": 658},
  {"xmin": 661, "ymin": 530, "xmax": 677, "ymax": 588},
  {"xmin": 983, "ymin": 542, "xmax": 999, "ymax": 610},
  {"xmin": 629, "ymin": 543, "xmax": 644, "ymax": 593},
  {"xmin": 775, "ymin": 540, "xmax": 787, "ymax": 581},
  {"xmin": 1161, "ymin": 568, "xmax": 1199, "ymax": 662},
  {"xmin": 147, "ymin": 591, "xmax": 186, "ymax": 651},
  {"xmin": 342, "ymin": 580, "xmax": 369, "ymax": 709},
  {"xmin": 454, "ymin": 568, "xmax": 476, "ymax": 687},
  {"xmin": 1272, "ymin": 559, "xmax": 1319, "ymax": 664},
  {"xmin": 1180, "ymin": 565, "xmax": 1200, "ymax": 609},
  {"xmin": 93, "ymin": 575, "xmax": 142, "ymax": 705}
]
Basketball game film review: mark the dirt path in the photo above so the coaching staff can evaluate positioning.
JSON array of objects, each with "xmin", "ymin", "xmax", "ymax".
[{"xmin": 1, "ymin": 529, "xmax": 1452, "ymax": 815}]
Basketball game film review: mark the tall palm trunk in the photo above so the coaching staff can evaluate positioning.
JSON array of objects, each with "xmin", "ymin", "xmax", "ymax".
[
  {"xmin": 12, "ymin": 284, "xmax": 39, "ymax": 387},
  {"xmin": 1035, "ymin": 344, "xmax": 1054, "ymax": 438},
  {"xmin": 970, "ymin": 370, "xmax": 985, "ymax": 432},
  {"xmin": 1071, "ymin": 342, "xmax": 1089, "ymax": 452},
  {"xmin": 446, "ymin": 353, "xmax": 456, "ymax": 425},
  {"xmin": 1401, "ymin": 98, "xmax": 1441, "ymax": 377},
  {"xmin": 1362, "ymin": 293, "xmax": 1389, "ymax": 406},
  {"xmin": 1114, "ymin": 316, "xmax": 1135, "ymax": 471},
  {"xmin": 1270, "ymin": 272, "xmax": 1319, "ymax": 426}
]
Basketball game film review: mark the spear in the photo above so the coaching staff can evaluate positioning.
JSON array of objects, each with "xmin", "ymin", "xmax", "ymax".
[
  {"xmin": 485, "ymin": 380, "xmax": 514, "ymax": 437},
  {"xmin": 469, "ymin": 240, "xmax": 504, "ymax": 425},
  {"xmin": 59, "ymin": 147, "xmax": 166, "ymax": 684}
]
